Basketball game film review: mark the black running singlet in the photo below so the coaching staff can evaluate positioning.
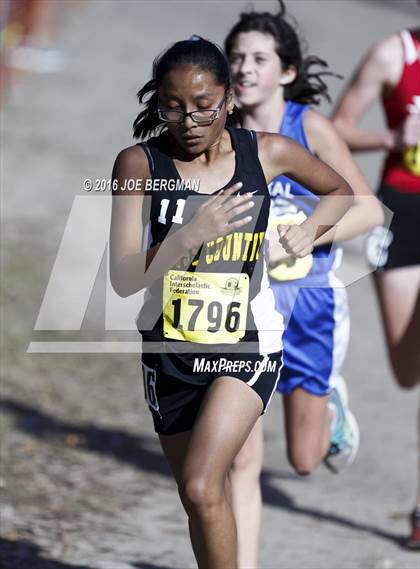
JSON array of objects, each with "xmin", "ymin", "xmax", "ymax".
[{"xmin": 137, "ymin": 127, "xmax": 283, "ymax": 353}]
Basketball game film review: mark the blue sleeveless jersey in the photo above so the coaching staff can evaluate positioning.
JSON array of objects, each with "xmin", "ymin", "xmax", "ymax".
[{"xmin": 269, "ymin": 101, "xmax": 342, "ymax": 284}]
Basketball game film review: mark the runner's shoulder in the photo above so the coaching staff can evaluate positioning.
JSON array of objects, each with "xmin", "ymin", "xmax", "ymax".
[
  {"xmin": 114, "ymin": 144, "xmax": 150, "ymax": 175},
  {"xmin": 256, "ymin": 131, "xmax": 291, "ymax": 158},
  {"xmin": 361, "ymin": 33, "xmax": 403, "ymax": 87},
  {"xmin": 303, "ymin": 109, "xmax": 341, "ymax": 150},
  {"xmin": 112, "ymin": 144, "xmax": 151, "ymax": 195},
  {"xmin": 366, "ymin": 33, "xmax": 402, "ymax": 69},
  {"xmin": 303, "ymin": 108, "xmax": 333, "ymax": 134},
  {"xmin": 256, "ymin": 131, "xmax": 303, "ymax": 181}
]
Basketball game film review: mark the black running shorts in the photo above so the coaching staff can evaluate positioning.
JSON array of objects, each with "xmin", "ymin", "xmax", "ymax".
[
  {"xmin": 140, "ymin": 351, "xmax": 283, "ymax": 435},
  {"xmin": 366, "ymin": 184, "xmax": 420, "ymax": 270}
]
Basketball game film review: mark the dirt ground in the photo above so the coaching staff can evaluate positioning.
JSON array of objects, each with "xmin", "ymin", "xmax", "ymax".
[{"xmin": 1, "ymin": 1, "xmax": 419, "ymax": 568}]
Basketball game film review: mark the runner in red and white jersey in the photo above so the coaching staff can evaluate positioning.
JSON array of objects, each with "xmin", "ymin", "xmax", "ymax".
[
  {"xmin": 382, "ymin": 29, "xmax": 420, "ymax": 193},
  {"xmin": 333, "ymin": 28, "xmax": 420, "ymax": 550}
]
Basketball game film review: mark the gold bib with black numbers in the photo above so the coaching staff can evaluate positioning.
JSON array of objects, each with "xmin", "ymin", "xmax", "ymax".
[
  {"xmin": 268, "ymin": 213, "xmax": 313, "ymax": 281},
  {"xmin": 403, "ymin": 144, "xmax": 420, "ymax": 176},
  {"xmin": 162, "ymin": 270, "xmax": 249, "ymax": 343}
]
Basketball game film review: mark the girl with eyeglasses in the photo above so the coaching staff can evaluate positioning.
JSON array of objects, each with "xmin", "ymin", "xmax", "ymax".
[{"xmin": 110, "ymin": 35, "xmax": 353, "ymax": 568}]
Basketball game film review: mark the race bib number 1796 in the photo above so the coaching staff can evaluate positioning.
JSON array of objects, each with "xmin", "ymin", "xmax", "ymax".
[{"xmin": 162, "ymin": 270, "xmax": 249, "ymax": 344}]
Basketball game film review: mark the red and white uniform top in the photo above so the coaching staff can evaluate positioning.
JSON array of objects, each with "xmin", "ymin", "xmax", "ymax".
[{"xmin": 382, "ymin": 29, "xmax": 420, "ymax": 193}]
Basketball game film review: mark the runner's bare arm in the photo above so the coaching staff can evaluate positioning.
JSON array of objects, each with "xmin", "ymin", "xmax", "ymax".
[
  {"xmin": 304, "ymin": 109, "xmax": 384, "ymax": 245},
  {"xmin": 258, "ymin": 132, "xmax": 353, "ymax": 255},
  {"xmin": 110, "ymin": 146, "xmax": 195, "ymax": 296},
  {"xmin": 332, "ymin": 35, "xmax": 403, "ymax": 152}
]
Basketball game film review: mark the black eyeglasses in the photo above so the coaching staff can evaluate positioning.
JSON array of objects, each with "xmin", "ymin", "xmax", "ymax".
[{"xmin": 158, "ymin": 95, "xmax": 227, "ymax": 124}]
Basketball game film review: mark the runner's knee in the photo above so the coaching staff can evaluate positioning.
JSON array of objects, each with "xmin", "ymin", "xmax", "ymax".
[
  {"xmin": 179, "ymin": 475, "xmax": 224, "ymax": 514},
  {"xmin": 287, "ymin": 444, "xmax": 320, "ymax": 476},
  {"xmin": 231, "ymin": 448, "xmax": 263, "ymax": 480},
  {"xmin": 389, "ymin": 354, "xmax": 419, "ymax": 389},
  {"xmin": 393, "ymin": 371, "xmax": 418, "ymax": 389}
]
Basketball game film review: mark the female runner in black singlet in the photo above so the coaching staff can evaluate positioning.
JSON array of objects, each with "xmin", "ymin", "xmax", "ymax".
[{"xmin": 110, "ymin": 36, "xmax": 353, "ymax": 569}]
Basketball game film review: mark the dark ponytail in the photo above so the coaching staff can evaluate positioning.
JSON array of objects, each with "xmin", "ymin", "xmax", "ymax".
[
  {"xmin": 224, "ymin": 0, "xmax": 341, "ymax": 105},
  {"xmin": 133, "ymin": 36, "xmax": 242, "ymax": 139}
]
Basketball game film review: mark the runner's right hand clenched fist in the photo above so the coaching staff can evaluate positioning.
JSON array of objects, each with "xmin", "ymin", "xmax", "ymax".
[{"xmin": 277, "ymin": 223, "xmax": 316, "ymax": 258}]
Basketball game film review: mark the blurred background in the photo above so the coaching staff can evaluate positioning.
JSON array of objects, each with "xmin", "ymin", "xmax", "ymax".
[{"xmin": 1, "ymin": 1, "xmax": 419, "ymax": 568}]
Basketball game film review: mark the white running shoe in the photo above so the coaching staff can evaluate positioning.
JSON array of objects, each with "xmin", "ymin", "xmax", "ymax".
[{"xmin": 324, "ymin": 375, "xmax": 360, "ymax": 474}]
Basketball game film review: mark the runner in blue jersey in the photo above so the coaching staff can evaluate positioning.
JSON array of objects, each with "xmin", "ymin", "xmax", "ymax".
[
  {"xmin": 268, "ymin": 101, "xmax": 349, "ymax": 401},
  {"xmin": 224, "ymin": 2, "xmax": 384, "ymax": 566}
]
